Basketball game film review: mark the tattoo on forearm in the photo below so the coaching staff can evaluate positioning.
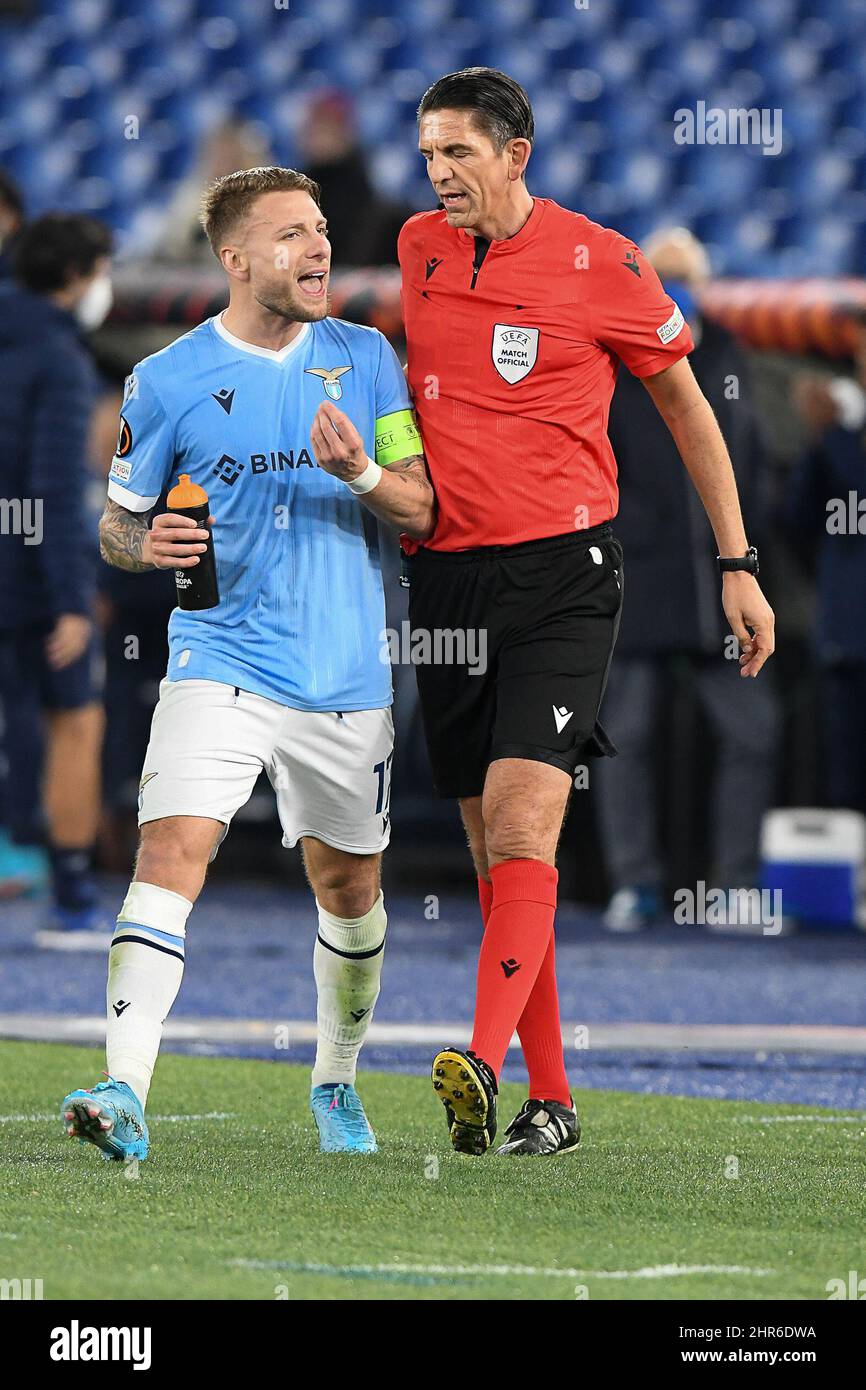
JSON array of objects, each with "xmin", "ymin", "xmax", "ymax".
[
  {"xmin": 384, "ymin": 455, "xmax": 432, "ymax": 491},
  {"xmin": 372, "ymin": 454, "xmax": 436, "ymax": 539},
  {"xmin": 99, "ymin": 498, "xmax": 154, "ymax": 572}
]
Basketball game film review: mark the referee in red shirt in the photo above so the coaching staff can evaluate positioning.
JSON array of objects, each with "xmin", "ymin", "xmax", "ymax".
[{"xmin": 399, "ymin": 69, "xmax": 775, "ymax": 1157}]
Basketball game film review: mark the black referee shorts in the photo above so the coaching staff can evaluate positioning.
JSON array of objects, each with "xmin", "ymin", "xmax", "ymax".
[{"xmin": 406, "ymin": 524, "xmax": 624, "ymax": 799}]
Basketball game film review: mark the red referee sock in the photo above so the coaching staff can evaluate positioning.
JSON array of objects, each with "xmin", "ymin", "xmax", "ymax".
[
  {"xmin": 516, "ymin": 937, "xmax": 571, "ymax": 1106},
  {"xmin": 477, "ymin": 874, "xmax": 494, "ymax": 928},
  {"xmin": 469, "ymin": 858, "xmax": 558, "ymax": 1081},
  {"xmin": 476, "ymin": 872, "xmax": 571, "ymax": 1105}
]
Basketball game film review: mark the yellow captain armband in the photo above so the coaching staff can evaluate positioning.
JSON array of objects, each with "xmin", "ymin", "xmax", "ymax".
[{"xmin": 374, "ymin": 408, "xmax": 422, "ymax": 468}]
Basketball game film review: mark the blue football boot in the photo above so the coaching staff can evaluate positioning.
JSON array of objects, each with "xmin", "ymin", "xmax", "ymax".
[
  {"xmin": 311, "ymin": 1082, "xmax": 377, "ymax": 1153},
  {"xmin": 61, "ymin": 1078, "xmax": 149, "ymax": 1162}
]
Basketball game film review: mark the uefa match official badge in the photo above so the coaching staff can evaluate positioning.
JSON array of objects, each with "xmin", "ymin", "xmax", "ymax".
[
  {"xmin": 491, "ymin": 324, "xmax": 539, "ymax": 383},
  {"xmin": 305, "ymin": 365, "xmax": 353, "ymax": 400}
]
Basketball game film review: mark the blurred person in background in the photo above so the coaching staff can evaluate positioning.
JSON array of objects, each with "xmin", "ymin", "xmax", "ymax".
[
  {"xmin": 155, "ymin": 119, "xmax": 273, "ymax": 265},
  {"xmin": 0, "ymin": 166, "xmax": 31, "ymax": 894},
  {"xmin": 787, "ymin": 323, "xmax": 866, "ymax": 814},
  {"xmin": 87, "ymin": 378, "xmax": 176, "ymax": 869},
  {"xmin": 298, "ymin": 90, "xmax": 412, "ymax": 266},
  {"xmin": 98, "ymin": 561, "xmax": 175, "ymax": 864},
  {"xmin": 0, "ymin": 213, "xmax": 113, "ymax": 938},
  {"xmin": 596, "ymin": 227, "xmax": 777, "ymax": 931},
  {"xmin": 0, "ymin": 169, "xmax": 24, "ymax": 278}
]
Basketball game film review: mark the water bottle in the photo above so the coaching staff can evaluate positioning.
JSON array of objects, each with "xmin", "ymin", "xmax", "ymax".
[{"xmin": 165, "ymin": 474, "xmax": 219, "ymax": 611}]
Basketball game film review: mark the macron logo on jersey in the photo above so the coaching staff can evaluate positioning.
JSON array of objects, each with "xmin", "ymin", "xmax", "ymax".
[{"xmin": 553, "ymin": 705, "xmax": 574, "ymax": 734}]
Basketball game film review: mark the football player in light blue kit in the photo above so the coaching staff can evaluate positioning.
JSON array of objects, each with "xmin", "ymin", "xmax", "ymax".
[{"xmin": 60, "ymin": 167, "xmax": 435, "ymax": 1160}]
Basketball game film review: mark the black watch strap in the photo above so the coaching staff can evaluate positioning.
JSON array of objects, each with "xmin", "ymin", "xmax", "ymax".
[{"xmin": 717, "ymin": 545, "xmax": 759, "ymax": 576}]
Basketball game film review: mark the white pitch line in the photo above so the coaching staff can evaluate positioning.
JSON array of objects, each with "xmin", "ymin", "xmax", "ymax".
[
  {"xmin": 230, "ymin": 1257, "xmax": 774, "ymax": 1281},
  {"xmin": 135, "ymin": 1112, "xmax": 236, "ymax": 1124},
  {"xmin": 735, "ymin": 1114, "xmax": 865, "ymax": 1124},
  {"xmin": 595, "ymin": 1264, "xmax": 775, "ymax": 1280},
  {"xmin": 0, "ymin": 1112, "xmax": 235, "ymax": 1124},
  {"xmin": 3, "ymin": 1014, "xmax": 866, "ymax": 1054}
]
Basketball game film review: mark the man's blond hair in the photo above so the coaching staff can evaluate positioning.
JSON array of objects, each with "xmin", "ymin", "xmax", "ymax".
[{"xmin": 200, "ymin": 165, "xmax": 322, "ymax": 259}]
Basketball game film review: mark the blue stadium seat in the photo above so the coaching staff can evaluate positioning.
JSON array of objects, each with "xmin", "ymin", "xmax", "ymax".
[{"xmin": 0, "ymin": 0, "xmax": 859, "ymax": 272}]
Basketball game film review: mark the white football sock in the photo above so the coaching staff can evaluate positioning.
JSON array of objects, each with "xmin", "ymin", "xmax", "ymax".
[
  {"xmin": 312, "ymin": 892, "xmax": 387, "ymax": 1088},
  {"xmin": 106, "ymin": 881, "xmax": 192, "ymax": 1109}
]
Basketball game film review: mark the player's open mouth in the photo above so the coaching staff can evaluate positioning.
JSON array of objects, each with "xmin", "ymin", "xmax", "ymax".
[
  {"xmin": 441, "ymin": 192, "xmax": 467, "ymax": 210},
  {"xmin": 298, "ymin": 270, "xmax": 328, "ymax": 298}
]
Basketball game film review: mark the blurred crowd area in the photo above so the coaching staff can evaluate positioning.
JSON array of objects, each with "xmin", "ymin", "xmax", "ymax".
[
  {"xmin": 1, "ymin": 0, "xmax": 866, "ymax": 927},
  {"xmin": 2, "ymin": 0, "xmax": 866, "ymax": 275}
]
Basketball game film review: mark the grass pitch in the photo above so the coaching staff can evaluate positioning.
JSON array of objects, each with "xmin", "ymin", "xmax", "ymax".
[{"xmin": 0, "ymin": 1040, "xmax": 863, "ymax": 1301}]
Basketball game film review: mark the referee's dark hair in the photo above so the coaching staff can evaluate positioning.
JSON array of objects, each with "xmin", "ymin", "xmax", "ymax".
[
  {"xmin": 13, "ymin": 213, "xmax": 112, "ymax": 293},
  {"xmin": 418, "ymin": 68, "xmax": 535, "ymax": 152}
]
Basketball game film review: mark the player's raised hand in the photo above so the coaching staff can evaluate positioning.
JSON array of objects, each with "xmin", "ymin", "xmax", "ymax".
[
  {"xmin": 144, "ymin": 511, "xmax": 214, "ymax": 569},
  {"xmin": 722, "ymin": 572, "xmax": 776, "ymax": 677},
  {"xmin": 310, "ymin": 401, "xmax": 368, "ymax": 483}
]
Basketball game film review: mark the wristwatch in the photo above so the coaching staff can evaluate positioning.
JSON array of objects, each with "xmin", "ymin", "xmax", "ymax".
[{"xmin": 717, "ymin": 545, "xmax": 759, "ymax": 577}]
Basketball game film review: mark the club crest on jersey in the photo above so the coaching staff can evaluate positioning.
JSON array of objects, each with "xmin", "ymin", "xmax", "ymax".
[
  {"xmin": 491, "ymin": 324, "xmax": 539, "ymax": 384},
  {"xmin": 305, "ymin": 365, "xmax": 353, "ymax": 401}
]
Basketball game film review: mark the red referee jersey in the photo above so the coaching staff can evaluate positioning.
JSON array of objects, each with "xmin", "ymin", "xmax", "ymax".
[{"xmin": 399, "ymin": 197, "xmax": 694, "ymax": 551}]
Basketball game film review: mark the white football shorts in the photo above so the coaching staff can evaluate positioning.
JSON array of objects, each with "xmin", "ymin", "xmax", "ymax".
[{"xmin": 137, "ymin": 679, "xmax": 394, "ymax": 856}]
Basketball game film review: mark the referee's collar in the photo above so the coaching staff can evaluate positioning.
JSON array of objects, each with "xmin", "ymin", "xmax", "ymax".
[
  {"xmin": 212, "ymin": 313, "xmax": 312, "ymax": 363},
  {"xmin": 455, "ymin": 196, "xmax": 544, "ymax": 251}
]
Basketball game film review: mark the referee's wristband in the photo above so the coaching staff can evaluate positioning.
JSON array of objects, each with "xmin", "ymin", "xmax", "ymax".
[{"xmin": 346, "ymin": 456, "xmax": 383, "ymax": 495}]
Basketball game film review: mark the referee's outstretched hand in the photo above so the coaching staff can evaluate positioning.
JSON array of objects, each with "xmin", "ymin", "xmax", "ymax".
[{"xmin": 722, "ymin": 572, "xmax": 776, "ymax": 677}]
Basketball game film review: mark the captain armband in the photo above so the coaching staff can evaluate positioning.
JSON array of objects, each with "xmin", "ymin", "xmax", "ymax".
[{"xmin": 374, "ymin": 409, "xmax": 422, "ymax": 468}]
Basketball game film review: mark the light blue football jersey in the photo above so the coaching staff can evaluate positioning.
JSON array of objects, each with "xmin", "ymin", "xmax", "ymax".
[{"xmin": 107, "ymin": 314, "xmax": 418, "ymax": 711}]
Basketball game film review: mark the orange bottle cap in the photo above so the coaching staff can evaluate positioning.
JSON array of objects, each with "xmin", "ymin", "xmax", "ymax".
[{"xmin": 167, "ymin": 473, "xmax": 209, "ymax": 509}]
